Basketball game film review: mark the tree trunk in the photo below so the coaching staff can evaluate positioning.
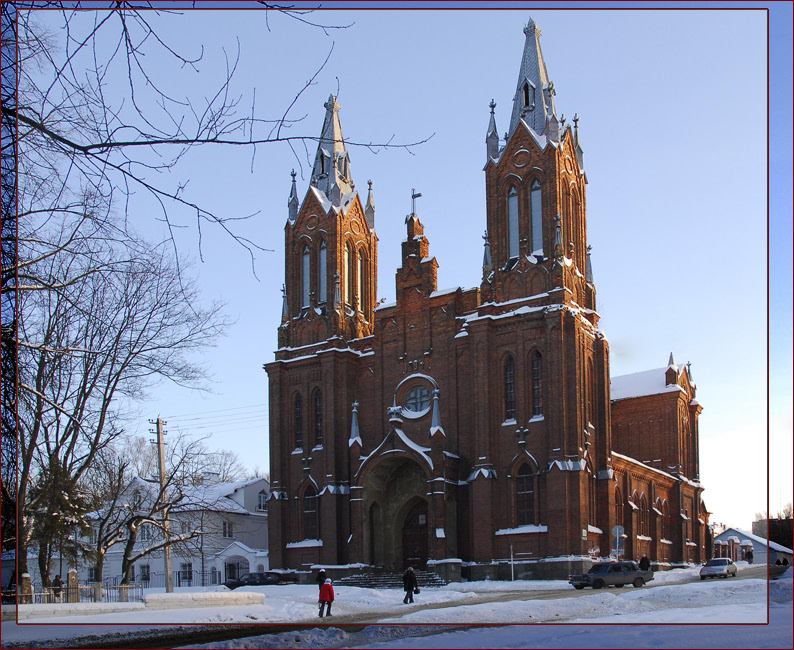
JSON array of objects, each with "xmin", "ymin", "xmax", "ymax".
[
  {"xmin": 120, "ymin": 534, "xmax": 136, "ymax": 586},
  {"xmin": 37, "ymin": 541, "xmax": 50, "ymax": 587}
]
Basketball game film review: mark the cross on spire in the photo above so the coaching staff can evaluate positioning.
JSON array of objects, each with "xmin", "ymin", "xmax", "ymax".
[{"xmin": 411, "ymin": 188, "xmax": 422, "ymax": 215}]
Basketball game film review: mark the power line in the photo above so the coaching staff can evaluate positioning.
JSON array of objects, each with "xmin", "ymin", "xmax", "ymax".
[
  {"xmin": 171, "ymin": 415, "xmax": 269, "ymax": 432},
  {"xmin": 164, "ymin": 403, "xmax": 268, "ymax": 420},
  {"xmin": 164, "ymin": 409, "xmax": 269, "ymax": 425}
]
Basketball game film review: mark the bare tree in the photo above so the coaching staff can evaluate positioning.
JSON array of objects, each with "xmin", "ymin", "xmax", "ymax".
[{"xmin": 16, "ymin": 232, "xmax": 229, "ymax": 577}]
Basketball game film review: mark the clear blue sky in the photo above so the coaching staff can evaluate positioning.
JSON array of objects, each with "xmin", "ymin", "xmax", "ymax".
[{"xmin": 38, "ymin": 4, "xmax": 791, "ymax": 530}]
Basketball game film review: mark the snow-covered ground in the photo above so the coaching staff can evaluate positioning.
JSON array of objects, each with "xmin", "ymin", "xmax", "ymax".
[{"xmin": 1, "ymin": 565, "xmax": 790, "ymax": 649}]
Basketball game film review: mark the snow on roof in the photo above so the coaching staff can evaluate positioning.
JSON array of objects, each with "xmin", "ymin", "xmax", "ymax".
[
  {"xmin": 611, "ymin": 367, "xmax": 684, "ymax": 401},
  {"xmin": 718, "ymin": 528, "xmax": 793, "ymax": 554},
  {"xmin": 126, "ymin": 476, "xmax": 265, "ymax": 515},
  {"xmin": 309, "ymin": 186, "xmax": 332, "ymax": 213},
  {"xmin": 429, "ymin": 287, "xmax": 460, "ymax": 298}
]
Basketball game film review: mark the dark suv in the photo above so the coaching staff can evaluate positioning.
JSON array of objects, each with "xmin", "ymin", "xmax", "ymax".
[
  {"xmin": 224, "ymin": 571, "xmax": 299, "ymax": 589},
  {"xmin": 569, "ymin": 561, "xmax": 654, "ymax": 589}
]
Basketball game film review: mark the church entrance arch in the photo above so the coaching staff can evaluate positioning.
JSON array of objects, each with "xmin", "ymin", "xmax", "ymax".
[{"xmin": 361, "ymin": 455, "xmax": 430, "ymax": 571}]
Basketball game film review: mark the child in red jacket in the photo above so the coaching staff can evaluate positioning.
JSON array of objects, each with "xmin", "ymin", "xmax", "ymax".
[{"xmin": 319, "ymin": 578, "xmax": 335, "ymax": 617}]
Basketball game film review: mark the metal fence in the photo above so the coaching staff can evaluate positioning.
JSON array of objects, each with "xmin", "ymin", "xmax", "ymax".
[
  {"xmin": 99, "ymin": 570, "xmax": 222, "ymax": 589},
  {"xmin": 22, "ymin": 583, "xmax": 144, "ymax": 604}
]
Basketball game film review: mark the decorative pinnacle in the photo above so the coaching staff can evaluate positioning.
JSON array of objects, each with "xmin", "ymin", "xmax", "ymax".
[
  {"xmin": 290, "ymin": 169, "xmax": 296, "ymax": 181},
  {"xmin": 560, "ymin": 114, "xmax": 566, "ymax": 128},
  {"xmin": 573, "ymin": 113, "xmax": 579, "ymax": 129},
  {"xmin": 489, "ymin": 99, "xmax": 496, "ymax": 114},
  {"xmin": 587, "ymin": 244, "xmax": 592, "ymax": 253},
  {"xmin": 483, "ymin": 230, "xmax": 489, "ymax": 242},
  {"xmin": 368, "ymin": 179, "xmax": 373, "ymax": 190}
]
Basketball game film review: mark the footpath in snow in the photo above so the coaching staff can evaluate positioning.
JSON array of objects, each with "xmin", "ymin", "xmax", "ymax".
[{"xmin": 2, "ymin": 564, "xmax": 790, "ymax": 649}]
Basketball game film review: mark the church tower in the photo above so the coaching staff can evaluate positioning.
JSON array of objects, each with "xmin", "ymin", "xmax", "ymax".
[
  {"xmin": 482, "ymin": 19, "xmax": 594, "ymax": 320},
  {"xmin": 280, "ymin": 95, "xmax": 378, "ymax": 349}
]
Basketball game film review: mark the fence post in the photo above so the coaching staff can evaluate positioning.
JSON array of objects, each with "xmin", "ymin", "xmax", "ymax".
[
  {"xmin": 67, "ymin": 569, "xmax": 79, "ymax": 603},
  {"xmin": 20, "ymin": 574, "xmax": 32, "ymax": 604}
]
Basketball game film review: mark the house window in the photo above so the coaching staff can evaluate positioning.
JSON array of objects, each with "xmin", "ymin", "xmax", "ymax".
[
  {"xmin": 303, "ymin": 486, "xmax": 319, "ymax": 540},
  {"xmin": 140, "ymin": 564, "xmax": 150, "ymax": 584},
  {"xmin": 345, "ymin": 244, "xmax": 353, "ymax": 305},
  {"xmin": 180, "ymin": 520, "xmax": 190, "ymax": 535},
  {"xmin": 179, "ymin": 563, "xmax": 193, "ymax": 587},
  {"xmin": 504, "ymin": 355, "xmax": 516, "ymax": 420},
  {"xmin": 139, "ymin": 525, "xmax": 151, "ymax": 542},
  {"xmin": 313, "ymin": 390, "xmax": 323, "ymax": 446},
  {"xmin": 88, "ymin": 527, "xmax": 98, "ymax": 545},
  {"xmin": 294, "ymin": 394, "xmax": 303, "ymax": 449},
  {"xmin": 405, "ymin": 385, "xmax": 431, "ymax": 413},
  {"xmin": 223, "ymin": 521, "xmax": 234, "ymax": 538},
  {"xmin": 531, "ymin": 351, "xmax": 542, "ymax": 416},
  {"xmin": 318, "ymin": 240, "xmax": 327, "ymax": 304},
  {"xmin": 257, "ymin": 489, "xmax": 267, "ymax": 511},
  {"xmin": 301, "ymin": 245, "xmax": 310, "ymax": 307},
  {"xmin": 87, "ymin": 567, "xmax": 98, "ymax": 583},
  {"xmin": 516, "ymin": 464, "xmax": 535, "ymax": 526},
  {"xmin": 507, "ymin": 186, "xmax": 519, "ymax": 259},
  {"xmin": 530, "ymin": 179, "xmax": 543, "ymax": 254}
]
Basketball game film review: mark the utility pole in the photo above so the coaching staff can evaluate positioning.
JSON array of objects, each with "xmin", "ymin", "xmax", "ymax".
[{"xmin": 151, "ymin": 417, "xmax": 174, "ymax": 593}]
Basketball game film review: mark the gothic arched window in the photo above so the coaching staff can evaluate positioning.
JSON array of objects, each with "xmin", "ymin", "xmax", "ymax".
[
  {"xmin": 318, "ymin": 240, "xmax": 327, "ymax": 304},
  {"xmin": 302, "ymin": 486, "xmax": 318, "ymax": 540},
  {"xmin": 614, "ymin": 486, "xmax": 622, "ymax": 530},
  {"xmin": 640, "ymin": 494, "xmax": 650, "ymax": 537},
  {"xmin": 588, "ymin": 472, "xmax": 597, "ymax": 524},
  {"xmin": 523, "ymin": 82, "xmax": 532, "ymax": 108},
  {"xmin": 516, "ymin": 463, "xmax": 535, "ymax": 526},
  {"xmin": 504, "ymin": 355, "xmax": 516, "ymax": 421},
  {"xmin": 313, "ymin": 390, "xmax": 323, "ymax": 446},
  {"xmin": 662, "ymin": 501, "xmax": 670, "ymax": 540},
  {"xmin": 507, "ymin": 186, "xmax": 519, "ymax": 260},
  {"xmin": 294, "ymin": 394, "xmax": 303, "ymax": 449},
  {"xmin": 357, "ymin": 251, "xmax": 366, "ymax": 312},
  {"xmin": 345, "ymin": 243, "xmax": 353, "ymax": 305},
  {"xmin": 587, "ymin": 358, "xmax": 595, "ymax": 424},
  {"xmin": 530, "ymin": 179, "xmax": 543, "ymax": 254},
  {"xmin": 531, "ymin": 351, "xmax": 542, "ymax": 417},
  {"xmin": 301, "ymin": 245, "xmax": 310, "ymax": 307}
]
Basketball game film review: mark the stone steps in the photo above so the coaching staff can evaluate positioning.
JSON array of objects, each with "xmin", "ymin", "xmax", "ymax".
[{"xmin": 335, "ymin": 570, "xmax": 447, "ymax": 589}]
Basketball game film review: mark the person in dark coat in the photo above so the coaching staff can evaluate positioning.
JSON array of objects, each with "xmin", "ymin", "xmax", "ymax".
[
  {"xmin": 318, "ymin": 578, "xmax": 334, "ymax": 617},
  {"xmin": 403, "ymin": 566, "xmax": 418, "ymax": 604},
  {"xmin": 638, "ymin": 555, "xmax": 651, "ymax": 571},
  {"xmin": 315, "ymin": 568, "xmax": 327, "ymax": 591},
  {"xmin": 746, "ymin": 549, "xmax": 754, "ymax": 564},
  {"xmin": 52, "ymin": 575, "xmax": 63, "ymax": 599}
]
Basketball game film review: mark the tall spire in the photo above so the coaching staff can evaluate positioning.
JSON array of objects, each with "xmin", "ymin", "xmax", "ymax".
[
  {"xmin": 349, "ymin": 401, "xmax": 362, "ymax": 447},
  {"xmin": 281, "ymin": 283, "xmax": 288, "ymax": 322},
  {"xmin": 365, "ymin": 179, "xmax": 376, "ymax": 230},
  {"xmin": 508, "ymin": 18, "xmax": 558, "ymax": 139},
  {"xmin": 288, "ymin": 169, "xmax": 298, "ymax": 224},
  {"xmin": 482, "ymin": 230, "xmax": 492, "ymax": 272},
  {"xmin": 486, "ymin": 99, "xmax": 499, "ymax": 160},
  {"xmin": 311, "ymin": 94, "xmax": 353, "ymax": 206}
]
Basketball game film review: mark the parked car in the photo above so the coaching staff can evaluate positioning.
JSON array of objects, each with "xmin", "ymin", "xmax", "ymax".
[
  {"xmin": 224, "ymin": 571, "xmax": 299, "ymax": 589},
  {"xmin": 569, "ymin": 561, "xmax": 654, "ymax": 589},
  {"xmin": 700, "ymin": 558, "xmax": 737, "ymax": 579}
]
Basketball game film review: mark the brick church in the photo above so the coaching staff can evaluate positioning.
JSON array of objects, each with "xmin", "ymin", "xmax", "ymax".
[{"xmin": 265, "ymin": 19, "xmax": 709, "ymax": 581}]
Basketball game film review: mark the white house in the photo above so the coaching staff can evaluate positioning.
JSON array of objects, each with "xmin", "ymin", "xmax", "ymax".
[
  {"xmin": 26, "ymin": 474, "xmax": 269, "ymax": 587},
  {"xmin": 713, "ymin": 527, "xmax": 793, "ymax": 565}
]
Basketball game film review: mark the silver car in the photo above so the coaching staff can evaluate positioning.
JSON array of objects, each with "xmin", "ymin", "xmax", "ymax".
[{"xmin": 700, "ymin": 557, "xmax": 737, "ymax": 579}]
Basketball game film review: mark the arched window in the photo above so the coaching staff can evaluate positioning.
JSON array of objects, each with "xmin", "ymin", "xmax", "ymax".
[
  {"xmin": 301, "ymin": 245, "xmax": 310, "ymax": 307},
  {"xmin": 318, "ymin": 240, "xmax": 327, "ymax": 304},
  {"xmin": 640, "ymin": 494, "xmax": 649, "ymax": 537},
  {"xmin": 530, "ymin": 179, "xmax": 543, "ymax": 254},
  {"xmin": 614, "ymin": 487, "xmax": 622, "ymax": 530},
  {"xmin": 507, "ymin": 186, "xmax": 519, "ymax": 260},
  {"xmin": 302, "ymin": 486, "xmax": 318, "ymax": 540},
  {"xmin": 257, "ymin": 490, "xmax": 267, "ymax": 511},
  {"xmin": 523, "ymin": 82, "xmax": 532, "ymax": 107},
  {"xmin": 662, "ymin": 501, "xmax": 670, "ymax": 540},
  {"xmin": 587, "ymin": 358, "xmax": 595, "ymax": 424},
  {"xmin": 588, "ymin": 473, "xmax": 597, "ymax": 525},
  {"xmin": 294, "ymin": 394, "xmax": 303, "ymax": 449},
  {"xmin": 531, "ymin": 351, "xmax": 542, "ymax": 417},
  {"xmin": 313, "ymin": 390, "xmax": 323, "ymax": 446},
  {"xmin": 516, "ymin": 463, "xmax": 535, "ymax": 525},
  {"xmin": 504, "ymin": 355, "xmax": 516, "ymax": 421},
  {"xmin": 345, "ymin": 243, "xmax": 353, "ymax": 305},
  {"xmin": 357, "ymin": 251, "xmax": 366, "ymax": 312}
]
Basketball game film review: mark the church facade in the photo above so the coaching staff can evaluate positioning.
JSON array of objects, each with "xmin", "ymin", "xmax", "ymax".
[{"xmin": 265, "ymin": 20, "xmax": 708, "ymax": 581}]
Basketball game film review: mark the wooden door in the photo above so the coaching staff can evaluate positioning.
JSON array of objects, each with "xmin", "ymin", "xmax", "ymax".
[{"xmin": 402, "ymin": 500, "xmax": 428, "ymax": 569}]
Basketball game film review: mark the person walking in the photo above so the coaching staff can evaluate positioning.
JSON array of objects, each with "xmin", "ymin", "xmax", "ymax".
[
  {"xmin": 318, "ymin": 578, "xmax": 335, "ymax": 617},
  {"xmin": 315, "ymin": 568, "xmax": 327, "ymax": 591},
  {"xmin": 403, "ymin": 566, "xmax": 418, "ymax": 604},
  {"xmin": 639, "ymin": 554, "xmax": 651, "ymax": 571}
]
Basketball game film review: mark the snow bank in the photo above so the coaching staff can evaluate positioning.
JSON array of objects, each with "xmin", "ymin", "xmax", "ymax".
[{"xmin": 144, "ymin": 591, "xmax": 264, "ymax": 609}]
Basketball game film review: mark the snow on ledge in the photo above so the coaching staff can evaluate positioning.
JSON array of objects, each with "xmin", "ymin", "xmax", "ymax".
[
  {"xmin": 636, "ymin": 535, "xmax": 652, "ymax": 541},
  {"xmin": 660, "ymin": 538, "xmax": 673, "ymax": 544},
  {"xmin": 426, "ymin": 558, "xmax": 462, "ymax": 565},
  {"xmin": 588, "ymin": 525, "xmax": 603, "ymax": 534},
  {"xmin": 494, "ymin": 524, "xmax": 548, "ymax": 536},
  {"xmin": 286, "ymin": 539, "xmax": 323, "ymax": 548}
]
